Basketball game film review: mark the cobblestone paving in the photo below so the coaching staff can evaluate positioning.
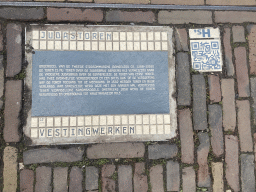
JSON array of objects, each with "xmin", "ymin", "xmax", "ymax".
[{"xmin": 1, "ymin": 4, "xmax": 256, "ymax": 192}]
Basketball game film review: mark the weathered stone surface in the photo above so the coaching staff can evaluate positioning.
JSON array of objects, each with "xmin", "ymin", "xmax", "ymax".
[
  {"xmin": 0, "ymin": 24, "xmax": 3, "ymax": 52},
  {"xmin": 197, "ymin": 132, "xmax": 211, "ymax": 187},
  {"xmin": 209, "ymin": 105, "xmax": 224, "ymax": 157},
  {"xmin": 86, "ymin": 166, "xmax": 99, "ymax": 191},
  {"xmin": 3, "ymin": 146, "xmax": 17, "ymax": 192},
  {"xmin": 175, "ymin": 28, "xmax": 189, "ymax": 52},
  {"xmin": 150, "ymin": 165, "xmax": 164, "ymax": 192},
  {"xmin": 215, "ymin": 11, "xmax": 256, "ymax": 23},
  {"xmin": 69, "ymin": 167, "xmax": 83, "ymax": 192},
  {"xmin": 158, "ymin": 11, "xmax": 212, "ymax": 24},
  {"xmin": 134, "ymin": 162, "xmax": 148, "ymax": 192},
  {"xmin": 166, "ymin": 161, "xmax": 180, "ymax": 191},
  {"xmin": 152, "ymin": 0, "xmax": 204, "ymax": 4},
  {"xmin": 177, "ymin": 53, "xmax": 191, "ymax": 105},
  {"xmin": 251, "ymin": 77, "xmax": 256, "ymax": 97},
  {"xmin": 53, "ymin": 167, "xmax": 68, "ymax": 192},
  {"xmin": 95, "ymin": 0, "xmax": 149, "ymax": 3},
  {"xmin": 148, "ymin": 144, "xmax": 178, "ymax": 159},
  {"xmin": 47, "ymin": 8, "xmax": 103, "ymax": 22},
  {"xmin": 241, "ymin": 154, "xmax": 255, "ymax": 192},
  {"xmin": 6, "ymin": 23, "xmax": 22, "ymax": 77},
  {"xmin": 23, "ymin": 147, "xmax": 84, "ymax": 165},
  {"xmin": 87, "ymin": 143, "xmax": 145, "ymax": 159},
  {"xmin": 0, "ymin": 8, "xmax": 44, "ymax": 20},
  {"xmin": 0, "ymin": 55, "xmax": 4, "ymax": 108},
  {"xmin": 223, "ymin": 28, "xmax": 235, "ymax": 76},
  {"xmin": 208, "ymin": 75, "xmax": 221, "ymax": 103},
  {"xmin": 225, "ymin": 135, "xmax": 240, "ymax": 192},
  {"xmin": 207, "ymin": 0, "xmax": 255, "ymax": 5},
  {"xmin": 221, "ymin": 79, "xmax": 236, "ymax": 131},
  {"xmin": 118, "ymin": 165, "xmax": 132, "ymax": 192},
  {"xmin": 102, "ymin": 164, "xmax": 116, "ymax": 192},
  {"xmin": 247, "ymin": 25, "xmax": 256, "ymax": 75},
  {"xmin": 35, "ymin": 166, "xmax": 52, "ymax": 192},
  {"xmin": 232, "ymin": 26, "xmax": 246, "ymax": 42},
  {"xmin": 182, "ymin": 167, "xmax": 196, "ymax": 192},
  {"xmin": 237, "ymin": 100, "xmax": 253, "ymax": 152},
  {"xmin": 106, "ymin": 10, "xmax": 155, "ymax": 23},
  {"xmin": 178, "ymin": 109, "xmax": 194, "ymax": 164},
  {"xmin": 212, "ymin": 162, "xmax": 224, "ymax": 192},
  {"xmin": 4, "ymin": 80, "xmax": 22, "ymax": 142},
  {"xmin": 192, "ymin": 75, "xmax": 207, "ymax": 130},
  {"xmin": 20, "ymin": 169, "xmax": 34, "ymax": 192},
  {"xmin": 234, "ymin": 47, "xmax": 250, "ymax": 97}
]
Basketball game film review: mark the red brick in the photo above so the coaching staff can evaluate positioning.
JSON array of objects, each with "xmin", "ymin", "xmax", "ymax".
[
  {"xmin": 234, "ymin": 47, "xmax": 250, "ymax": 97},
  {"xmin": 225, "ymin": 135, "xmax": 240, "ymax": 192},
  {"xmin": 182, "ymin": 167, "xmax": 196, "ymax": 192},
  {"xmin": 20, "ymin": 169, "xmax": 34, "ymax": 192},
  {"xmin": 102, "ymin": 164, "xmax": 116, "ymax": 192},
  {"xmin": 247, "ymin": 25, "xmax": 256, "ymax": 75},
  {"xmin": 95, "ymin": 0, "xmax": 148, "ymax": 3},
  {"xmin": 197, "ymin": 133, "xmax": 211, "ymax": 187},
  {"xmin": 178, "ymin": 109, "xmax": 194, "ymax": 164},
  {"xmin": 150, "ymin": 165, "xmax": 164, "ymax": 192},
  {"xmin": 151, "ymin": 0, "xmax": 204, "ymax": 5},
  {"xmin": 221, "ymin": 79, "xmax": 236, "ymax": 131},
  {"xmin": 6, "ymin": 23, "xmax": 22, "ymax": 77},
  {"xmin": 208, "ymin": 75, "xmax": 221, "ymax": 102},
  {"xmin": 4, "ymin": 80, "xmax": 22, "ymax": 142},
  {"xmin": 35, "ymin": 166, "xmax": 52, "ymax": 192},
  {"xmin": 237, "ymin": 100, "xmax": 253, "ymax": 152},
  {"xmin": 175, "ymin": 28, "xmax": 189, "ymax": 52},
  {"xmin": 106, "ymin": 11, "xmax": 155, "ymax": 23},
  {"xmin": 207, "ymin": 0, "xmax": 255, "ymax": 5},
  {"xmin": 47, "ymin": 8, "xmax": 103, "ymax": 22},
  {"xmin": 215, "ymin": 11, "xmax": 256, "ymax": 23},
  {"xmin": 69, "ymin": 167, "xmax": 83, "ymax": 192},
  {"xmin": 134, "ymin": 163, "xmax": 148, "ymax": 192},
  {"xmin": 223, "ymin": 28, "xmax": 235, "ymax": 76}
]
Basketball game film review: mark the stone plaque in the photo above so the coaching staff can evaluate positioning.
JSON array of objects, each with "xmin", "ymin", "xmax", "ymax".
[{"xmin": 24, "ymin": 25, "xmax": 176, "ymax": 145}]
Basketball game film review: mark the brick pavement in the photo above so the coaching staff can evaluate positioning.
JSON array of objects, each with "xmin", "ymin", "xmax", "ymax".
[{"xmin": 1, "ymin": 4, "xmax": 256, "ymax": 192}]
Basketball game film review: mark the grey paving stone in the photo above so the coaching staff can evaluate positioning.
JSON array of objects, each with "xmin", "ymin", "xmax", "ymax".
[
  {"xmin": 0, "ymin": 55, "xmax": 4, "ymax": 109},
  {"xmin": 87, "ymin": 143, "xmax": 145, "ymax": 159},
  {"xmin": 106, "ymin": 10, "xmax": 155, "ymax": 23},
  {"xmin": 102, "ymin": 164, "xmax": 116, "ymax": 192},
  {"xmin": 241, "ymin": 154, "xmax": 255, "ymax": 192},
  {"xmin": 150, "ymin": 165, "xmax": 164, "ymax": 192},
  {"xmin": 166, "ymin": 161, "xmax": 180, "ymax": 191},
  {"xmin": 23, "ymin": 147, "xmax": 84, "ymax": 165},
  {"xmin": 215, "ymin": 11, "xmax": 256, "ymax": 23},
  {"xmin": 20, "ymin": 169, "xmax": 34, "ymax": 192},
  {"xmin": 247, "ymin": 25, "xmax": 256, "ymax": 75},
  {"xmin": 192, "ymin": 75, "xmax": 207, "ymax": 130},
  {"xmin": 251, "ymin": 77, "xmax": 256, "ymax": 97},
  {"xmin": 148, "ymin": 144, "xmax": 178, "ymax": 159},
  {"xmin": 3, "ymin": 146, "xmax": 18, "ymax": 192},
  {"xmin": 6, "ymin": 23, "xmax": 22, "ymax": 77},
  {"xmin": 197, "ymin": 132, "xmax": 211, "ymax": 187},
  {"xmin": 0, "ymin": 8, "xmax": 45, "ymax": 20},
  {"xmin": 35, "ymin": 166, "xmax": 52, "ymax": 192},
  {"xmin": 209, "ymin": 104, "xmax": 224, "ymax": 157},
  {"xmin": 86, "ymin": 166, "xmax": 99, "ymax": 190},
  {"xmin": 118, "ymin": 165, "xmax": 132, "ymax": 192},
  {"xmin": 182, "ymin": 167, "xmax": 196, "ymax": 192},
  {"xmin": 178, "ymin": 109, "xmax": 194, "ymax": 164},
  {"xmin": 252, "ymin": 97, "xmax": 256, "ymax": 125},
  {"xmin": 223, "ymin": 28, "xmax": 235, "ymax": 76},
  {"xmin": 175, "ymin": 28, "xmax": 189, "ymax": 52},
  {"xmin": 53, "ymin": 167, "xmax": 68, "ymax": 192},
  {"xmin": 232, "ymin": 26, "xmax": 246, "ymax": 42},
  {"xmin": 134, "ymin": 162, "xmax": 148, "ymax": 192},
  {"xmin": 177, "ymin": 52, "xmax": 191, "ymax": 106},
  {"xmin": 158, "ymin": 10, "xmax": 212, "ymax": 24},
  {"xmin": 69, "ymin": 167, "xmax": 83, "ymax": 192},
  {"xmin": 4, "ymin": 80, "xmax": 22, "ymax": 142}
]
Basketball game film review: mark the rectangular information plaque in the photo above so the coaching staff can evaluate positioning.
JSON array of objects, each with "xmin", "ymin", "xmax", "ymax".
[{"xmin": 24, "ymin": 25, "xmax": 177, "ymax": 145}]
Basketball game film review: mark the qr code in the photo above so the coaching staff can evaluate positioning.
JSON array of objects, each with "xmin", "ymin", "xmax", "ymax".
[{"xmin": 190, "ymin": 40, "xmax": 222, "ymax": 72}]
